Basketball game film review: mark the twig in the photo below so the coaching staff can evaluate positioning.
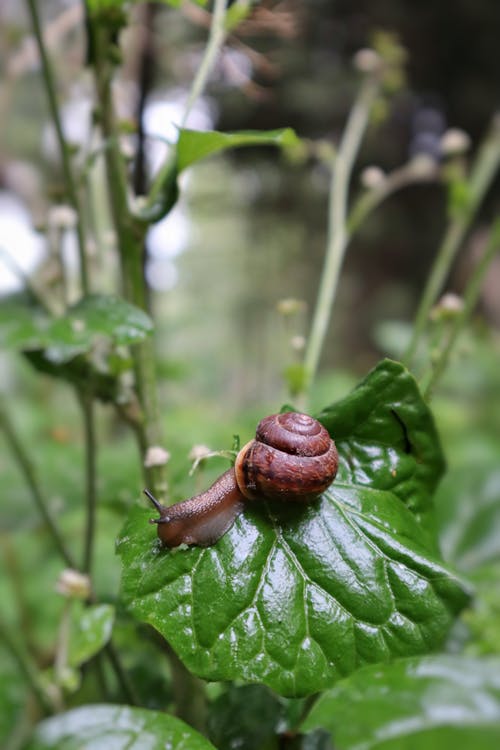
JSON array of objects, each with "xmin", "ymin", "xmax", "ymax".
[
  {"xmin": 422, "ymin": 218, "xmax": 500, "ymax": 398},
  {"xmin": 25, "ymin": 0, "xmax": 90, "ymax": 294},
  {"xmin": 303, "ymin": 74, "xmax": 380, "ymax": 390},
  {"xmin": 404, "ymin": 121, "xmax": 500, "ymax": 366},
  {"xmin": 0, "ymin": 398, "xmax": 77, "ymax": 569},
  {"xmin": 79, "ymin": 394, "xmax": 97, "ymax": 575},
  {"xmin": 0, "ymin": 616, "xmax": 56, "ymax": 715}
]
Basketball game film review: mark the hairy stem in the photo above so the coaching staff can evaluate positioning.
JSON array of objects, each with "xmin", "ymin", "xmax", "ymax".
[
  {"xmin": 404, "ymin": 122, "xmax": 500, "ymax": 365},
  {"xmin": 304, "ymin": 74, "xmax": 380, "ymax": 390},
  {"xmin": 423, "ymin": 218, "xmax": 500, "ymax": 398},
  {"xmin": 26, "ymin": 0, "xmax": 89, "ymax": 294},
  {"xmin": 88, "ymin": 19, "xmax": 166, "ymax": 494},
  {"xmin": 0, "ymin": 399, "xmax": 77, "ymax": 569}
]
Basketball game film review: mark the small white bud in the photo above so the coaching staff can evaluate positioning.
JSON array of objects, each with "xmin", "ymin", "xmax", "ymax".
[
  {"xmin": 290, "ymin": 335, "xmax": 306, "ymax": 352},
  {"xmin": 360, "ymin": 166, "xmax": 386, "ymax": 189},
  {"xmin": 188, "ymin": 444, "xmax": 212, "ymax": 462},
  {"xmin": 440, "ymin": 128, "xmax": 471, "ymax": 156},
  {"xmin": 431, "ymin": 292, "xmax": 464, "ymax": 320},
  {"xmin": 144, "ymin": 445, "xmax": 171, "ymax": 468},
  {"xmin": 353, "ymin": 48, "xmax": 382, "ymax": 74},
  {"xmin": 55, "ymin": 569, "xmax": 91, "ymax": 599},
  {"xmin": 48, "ymin": 205, "xmax": 77, "ymax": 230},
  {"xmin": 71, "ymin": 318, "xmax": 85, "ymax": 333},
  {"xmin": 276, "ymin": 298, "xmax": 307, "ymax": 316}
]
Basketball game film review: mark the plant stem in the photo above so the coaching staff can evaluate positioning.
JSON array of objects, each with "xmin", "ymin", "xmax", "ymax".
[
  {"xmin": 303, "ymin": 74, "xmax": 380, "ymax": 391},
  {"xmin": 404, "ymin": 121, "xmax": 500, "ymax": 365},
  {"xmin": 80, "ymin": 394, "xmax": 97, "ymax": 575},
  {"xmin": 88, "ymin": 19, "xmax": 166, "ymax": 494},
  {"xmin": 25, "ymin": 0, "xmax": 89, "ymax": 295},
  {"xmin": 145, "ymin": 0, "xmax": 228, "ymax": 214},
  {"xmin": 0, "ymin": 399, "xmax": 77, "ymax": 569},
  {"xmin": 422, "ymin": 217, "xmax": 500, "ymax": 398},
  {"xmin": 0, "ymin": 616, "xmax": 56, "ymax": 715},
  {"xmin": 181, "ymin": 0, "xmax": 227, "ymax": 127},
  {"xmin": 104, "ymin": 642, "xmax": 141, "ymax": 706}
]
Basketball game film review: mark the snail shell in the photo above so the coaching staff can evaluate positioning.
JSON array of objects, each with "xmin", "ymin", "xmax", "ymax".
[{"xmin": 146, "ymin": 412, "xmax": 338, "ymax": 547}]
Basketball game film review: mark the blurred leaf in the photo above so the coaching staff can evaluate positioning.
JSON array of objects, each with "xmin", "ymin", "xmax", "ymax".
[
  {"xmin": 316, "ymin": 359, "xmax": 445, "ymax": 516},
  {"xmin": 0, "ymin": 646, "xmax": 26, "ymax": 747},
  {"xmin": 463, "ymin": 563, "xmax": 500, "ymax": 656},
  {"xmin": 0, "ymin": 295, "xmax": 153, "ymax": 359},
  {"xmin": 68, "ymin": 604, "xmax": 115, "ymax": 668},
  {"xmin": 176, "ymin": 128, "xmax": 300, "ymax": 172},
  {"xmin": 436, "ymin": 464, "xmax": 500, "ymax": 572},
  {"xmin": 25, "ymin": 704, "xmax": 216, "ymax": 749},
  {"xmin": 301, "ymin": 655, "xmax": 500, "ymax": 750},
  {"xmin": 118, "ymin": 360, "xmax": 466, "ymax": 698}
]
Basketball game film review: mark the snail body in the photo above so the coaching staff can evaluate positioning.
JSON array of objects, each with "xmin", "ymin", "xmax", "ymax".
[{"xmin": 146, "ymin": 412, "xmax": 338, "ymax": 548}]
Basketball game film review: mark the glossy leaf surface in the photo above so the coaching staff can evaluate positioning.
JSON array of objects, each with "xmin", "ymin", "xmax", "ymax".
[
  {"xmin": 118, "ymin": 359, "xmax": 467, "ymax": 696},
  {"xmin": 302, "ymin": 655, "xmax": 500, "ymax": 750},
  {"xmin": 316, "ymin": 359, "xmax": 445, "ymax": 514},
  {"xmin": 26, "ymin": 704, "xmax": 216, "ymax": 750}
]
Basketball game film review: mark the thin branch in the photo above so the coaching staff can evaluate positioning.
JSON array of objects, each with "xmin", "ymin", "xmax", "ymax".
[
  {"xmin": 303, "ymin": 74, "xmax": 380, "ymax": 390},
  {"xmin": 80, "ymin": 394, "xmax": 97, "ymax": 575},
  {"xmin": 0, "ymin": 616, "xmax": 56, "ymax": 715},
  {"xmin": 0, "ymin": 398, "xmax": 77, "ymax": 569},
  {"xmin": 404, "ymin": 121, "xmax": 500, "ymax": 365},
  {"xmin": 25, "ymin": 0, "xmax": 90, "ymax": 294},
  {"xmin": 422, "ymin": 218, "xmax": 500, "ymax": 398}
]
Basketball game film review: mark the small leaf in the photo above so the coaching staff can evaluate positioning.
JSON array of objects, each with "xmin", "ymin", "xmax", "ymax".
[
  {"xmin": 68, "ymin": 604, "xmax": 115, "ymax": 668},
  {"xmin": 301, "ymin": 655, "xmax": 500, "ymax": 750},
  {"xmin": 176, "ymin": 127, "xmax": 300, "ymax": 173},
  {"xmin": 25, "ymin": 704, "xmax": 216, "ymax": 750},
  {"xmin": 207, "ymin": 685, "xmax": 284, "ymax": 750},
  {"xmin": 118, "ymin": 485, "xmax": 470, "ymax": 697},
  {"xmin": 316, "ymin": 359, "xmax": 445, "ymax": 515}
]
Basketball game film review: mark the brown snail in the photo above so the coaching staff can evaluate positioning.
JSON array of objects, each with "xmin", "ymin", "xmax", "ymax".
[{"xmin": 144, "ymin": 412, "xmax": 338, "ymax": 548}]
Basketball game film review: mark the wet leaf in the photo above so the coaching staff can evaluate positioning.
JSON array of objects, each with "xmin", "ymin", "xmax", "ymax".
[
  {"xmin": 118, "ymin": 360, "xmax": 467, "ymax": 697},
  {"xmin": 25, "ymin": 704, "xmax": 216, "ymax": 749},
  {"xmin": 301, "ymin": 655, "xmax": 500, "ymax": 750}
]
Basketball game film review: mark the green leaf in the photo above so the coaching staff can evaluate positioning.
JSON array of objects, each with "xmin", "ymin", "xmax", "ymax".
[
  {"xmin": 176, "ymin": 127, "xmax": 300, "ymax": 173},
  {"xmin": 436, "ymin": 463, "xmax": 500, "ymax": 572},
  {"xmin": 0, "ymin": 295, "xmax": 153, "ymax": 360},
  {"xmin": 316, "ymin": 359, "xmax": 445, "ymax": 516},
  {"xmin": 118, "ymin": 484, "xmax": 469, "ymax": 697},
  {"xmin": 301, "ymin": 655, "xmax": 500, "ymax": 750},
  {"xmin": 68, "ymin": 604, "xmax": 115, "ymax": 668},
  {"xmin": 25, "ymin": 704, "xmax": 216, "ymax": 750}
]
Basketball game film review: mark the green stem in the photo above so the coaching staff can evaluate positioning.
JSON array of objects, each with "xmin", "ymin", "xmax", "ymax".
[
  {"xmin": 26, "ymin": 0, "xmax": 90, "ymax": 294},
  {"xmin": 104, "ymin": 642, "xmax": 141, "ymax": 706},
  {"xmin": 80, "ymin": 394, "xmax": 97, "ymax": 576},
  {"xmin": 88, "ymin": 19, "xmax": 166, "ymax": 495},
  {"xmin": 422, "ymin": 217, "xmax": 500, "ymax": 398},
  {"xmin": 347, "ymin": 161, "xmax": 438, "ymax": 236},
  {"xmin": 303, "ymin": 74, "xmax": 380, "ymax": 391},
  {"xmin": 0, "ymin": 399, "xmax": 77, "ymax": 569},
  {"xmin": 145, "ymin": 0, "xmax": 228, "ymax": 215},
  {"xmin": 0, "ymin": 617, "xmax": 56, "ymax": 715},
  {"xmin": 181, "ymin": 0, "xmax": 227, "ymax": 127},
  {"xmin": 404, "ymin": 122, "xmax": 500, "ymax": 365}
]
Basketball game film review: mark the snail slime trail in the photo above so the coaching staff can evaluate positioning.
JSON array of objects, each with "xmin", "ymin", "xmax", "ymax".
[{"xmin": 145, "ymin": 413, "xmax": 338, "ymax": 548}]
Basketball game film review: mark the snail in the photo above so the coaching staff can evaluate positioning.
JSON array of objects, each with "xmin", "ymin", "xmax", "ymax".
[{"xmin": 144, "ymin": 412, "xmax": 338, "ymax": 548}]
